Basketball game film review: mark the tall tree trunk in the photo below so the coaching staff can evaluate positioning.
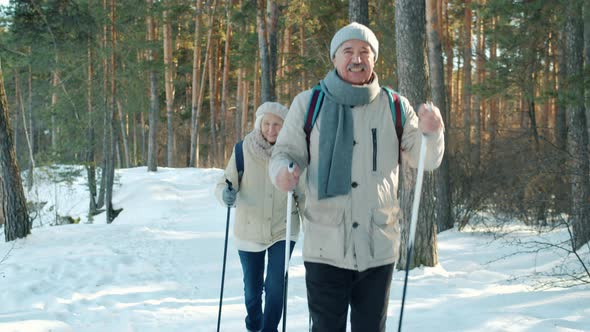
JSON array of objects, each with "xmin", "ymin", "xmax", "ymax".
[
  {"xmin": 26, "ymin": 64, "xmax": 34, "ymax": 189},
  {"xmin": 282, "ymin": 25, "xmax": 292, "ymax": 101},
  {"xmin": 299, "ymin": 24, "xmax": 307, "ymax": 88},
  {"xmin": 253, "ymin": 52, "xmax": 260, "ymax": 111},
  {"xmin": 241, "ymin": 74, "xmax": 250, "ymax": 136},
  {"xmin": 348, "ymin": 0, "xmax": 368, "ymax": 25},
  {"xmin": 235, "ymin": 68, "xmax": 243, "ymax": 141},
  {"xmin": 116, "ymin": 100, "xmax": 131, "ymax": 168},
  {"xmin": 426, "ymin": 0, "xmax": 452, "ymax": 233},
  {"xmin": 443, "ymin": 0, "xmax": 453, "ymax": 124},
  {"xmin": 163, "ymin": 2, "xmax": 175, "ymax": 167},
  {"xmin": 51, "ymin": 60, "xmax": 59, "ymax": 153},
  {"xmin": 106, "ymin": 0, "xmax": 119, "ymax": 224},
  {"xmin": 195, "ymin": 0, "xmax": 216, "ymax": 167},
  {"xmin": 585, "ymin": 0, "xmax": 590, "ymax": 142},
  {"xmin": 488, "ymin": 16, "xmax": 498, "ymax": 143},
  {"xmin": 473, "ymin": 4, "xmax": 484, "ymax": 169},
  {"xmin": 257, "ymin": 0, "xmax": 272, "ymax": 102},
  {"xmin": 208, "ymin": 28, "xmax": 218, "ymax": 167},
  {"xmin": 565, "ymin": 0, "xmax": 590, "ymax": 250},
  {"xmin": 14, "ymin": 70, "xmax": 35, "ymax": 193},
  {"xmin": 0, "ymin": 63, "xmax": 31, "ymax": 242},
  {"xmin": 220, "ymin": 1, "xmax": 232, "ymax": 161},
  {"xmin": 556, "ymin": 26, "xmax": 568, "ymax": 153},
  {"xmin": 13, "ymin": 73, "xmax": 19, "ymax": 159},
  {"xmin": 147, "ymin": 0, "xmax": 159, "ymax": 172},
  {"xmin": 189, "ymin": 0, "xmax": 202, "ymax": 167},
  {"xmin": 395, "ymin": 0, "xmax": 438, "ymax": 270},
  {"xmin": 97, "ymin": 0, "xmax": 110, "ymax": 209},
  {"xmin": 267, "ymin": 0, "xmax": 279, "ymax": 102},
  {"xmin": 86, "ymin": 35, "xmax": 98, "ymax": 218},
  {"xmin": 463, "ymin": 0, "xmax": 472, "ymax": 159}
]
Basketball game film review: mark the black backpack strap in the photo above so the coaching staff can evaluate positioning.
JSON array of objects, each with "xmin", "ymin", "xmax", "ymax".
[
  {"xmin": 304, "ymin": 84, "xmax": 324, "ymax": 163},
  {"xmin": 234, "ymin": 140, "xmax": 244, "ymax": 185}
]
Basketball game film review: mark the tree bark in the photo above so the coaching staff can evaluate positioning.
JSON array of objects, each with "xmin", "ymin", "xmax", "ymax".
[
  {"xmin": 241, "ymin": 73, "xmax": 250, "ymax": 136},
  {"xmin": 348, "ymin": 0, "xmax": 368, "ymax": 25},
  {"xmin": 463, "ymin": 0, "xmax": 472, "ymax": 159},
  {"xmin": 26, "ymin": 64, "xmax": 34, "ymax": 189},
  {"xmin": 51, "ymin": 57, "xmax": 59, "ymax": 153},
  {"xmin": 257, "ymin": 0, "xmax": 272, "ymax": 102},
  {"xmin": 163, "ymin": 2, "xmax": 175, "ymax": 167},
  {"xmin": 105, "ymin": 0, "xmax": 119, "ymax": 224},
  {"xmin": 564, "ymin": 0, "xmax": 590, "ymax": 250},
  {"xmin": 426, "ymin": 0, "xmax": 452, "ymax": 233},
  {"xmin": 0, "ymin": 62, "xmax": 31, "ymax": 242},
  {"xmin": 208, "ymin": 27, "xmax": 218, "ymax": 167},
  {"xmin": 189, "ymin": 0, "xmax": 202, "ymax": 167},
  {"xmin": 220, "ymin": 1, "xmax": 233, "ymax": 161},
  {"xmin": 146, "ymin": 0, "xmax": 159, "ymax": 172},
  {"xmin": 267, "ymin": 0, "xmax": 279, "ymax": 102},
  {"xmin": 116, "ymin": 100, "xmax": 131, "ymax": 168},
  {"xmin": 585, "ymin": 0, "xmax": 590, "ymax": 142},
  {"xmin": 473, "ymin": 5, "xmax": 484, "ymax": 169},
  {"xmin": 488, "ymin": 16, "xmax": 498, "ymax": 143},
  {"xmin": 86, "ymin": 34, "xmax": 98, "ymax": 217},
  {"xmin": 14, "ymin": 70, "xmax": 35, "ymax": 193},
  {"xmin": 395, "ymin": 0, "xmax": 438, "ymax": 270}
]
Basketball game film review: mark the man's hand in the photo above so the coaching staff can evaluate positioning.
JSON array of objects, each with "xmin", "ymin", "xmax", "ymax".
[
  {"xmin": 274, "ymin": 163, "xmax": 301, "ymax": 192},
  {"xmin": 417, "ymin": 103, "xmax": 444, "ymax": 134}
]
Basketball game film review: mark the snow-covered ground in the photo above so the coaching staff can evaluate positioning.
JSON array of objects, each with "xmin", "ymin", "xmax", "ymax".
[{"xmin": 0, "ymin": 166, "xmax": 588, "ymax": 331}]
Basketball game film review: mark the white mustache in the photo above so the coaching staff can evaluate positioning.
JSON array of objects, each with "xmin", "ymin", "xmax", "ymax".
[{"xmin": 347, "ymin": 64, "xmax": 366, "ymax": 72}]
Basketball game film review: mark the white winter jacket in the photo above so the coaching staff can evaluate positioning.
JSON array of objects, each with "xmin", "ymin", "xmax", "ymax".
[{"xmin": 269, "ymin": 88, "xmax": 444, "ymax": 271}]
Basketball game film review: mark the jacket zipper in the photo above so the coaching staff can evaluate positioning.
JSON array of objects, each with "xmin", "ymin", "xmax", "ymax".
[{"xmin": 372, "ymin": 128, "xmax": 377, "ymax": 172}]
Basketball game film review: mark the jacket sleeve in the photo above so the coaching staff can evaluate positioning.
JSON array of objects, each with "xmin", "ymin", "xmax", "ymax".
[
  {"xmin": 214, "ymin": 147, "xmax": 240, "ymax": 206},
  {"xmin": 398, "ymin": 96, "xmax": 445, "ymax": 171},
  {"xmin": 269, "ymin": 90, "xmax": 312, "ymax": 187}
]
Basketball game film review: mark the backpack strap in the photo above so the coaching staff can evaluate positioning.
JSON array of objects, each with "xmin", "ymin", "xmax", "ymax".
[
  {"xmin": 382, "ymin": 86, "xmax": 406, "ymax": 164},
  {"xmin": 234, "ymin": 140, "xmax": 244, "ymax": 185},
  {"xmin": 304, "ymin": 84, "xmax": 324, "ymax": 163}
]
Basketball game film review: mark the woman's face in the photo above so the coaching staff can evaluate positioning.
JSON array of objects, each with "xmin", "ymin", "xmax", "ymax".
[{"xmin": 261, "ymin": 113, "xmax": 284, "ymax": 144}]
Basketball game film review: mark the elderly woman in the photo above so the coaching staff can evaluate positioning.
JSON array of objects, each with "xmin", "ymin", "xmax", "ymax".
[{"xmin": 215, "ymin": 101, "xmax": 305, "ymax": 332}]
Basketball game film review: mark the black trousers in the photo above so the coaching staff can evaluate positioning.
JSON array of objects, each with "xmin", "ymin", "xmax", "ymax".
[{"xmin": 304, "ymin": 262, "xmax": 395, "ymax": 332}]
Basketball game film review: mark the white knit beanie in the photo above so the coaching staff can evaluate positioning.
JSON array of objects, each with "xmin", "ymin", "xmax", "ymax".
[
  {"xmin": 254, "ymin": 102, "xmax": 289, "ymax": 129},
  {"xmin": 329, "ymin": 22, "xmax": 379, "ymax": 61}
]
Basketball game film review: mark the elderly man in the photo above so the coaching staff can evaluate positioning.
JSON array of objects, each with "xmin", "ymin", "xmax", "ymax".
[{"xmin": 269, "ymin": 22, "xmax": 445, "ymax": 332}]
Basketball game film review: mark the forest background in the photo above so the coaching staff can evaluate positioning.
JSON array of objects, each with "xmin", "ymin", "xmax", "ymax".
[{"xmin": 0, "ymin": 0, "xmax": 588, "ymax": 279}]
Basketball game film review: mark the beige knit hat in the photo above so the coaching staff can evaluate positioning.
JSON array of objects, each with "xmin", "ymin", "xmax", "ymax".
[
  {"xmin": 254, "ymin": 102, "xmax": 289, "ymax": 129},
  {"xmin": 329, "ymin": 22, "xmax": 379, "ymax": 61}
]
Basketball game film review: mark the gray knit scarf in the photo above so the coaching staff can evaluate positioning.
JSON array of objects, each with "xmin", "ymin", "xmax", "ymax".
[
  {"xmin": 318, "ymin": 69, "xmax": 381, "ymax": 199},
  {"xmin": 244, "ymin": 129, "xmax": 273, "ymax": 162}
]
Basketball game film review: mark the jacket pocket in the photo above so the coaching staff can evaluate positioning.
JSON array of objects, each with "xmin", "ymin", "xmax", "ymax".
[
  {"xmin": 369, "ymin": 207, "xmax": 400, "ymax": 259},
  {"xmin": 234, "ymin": 205, "xmax": 263, "ymax": 241},
  {"xmin": 303, "ymin": 206, "xmax": 345, "ymax": 262}
]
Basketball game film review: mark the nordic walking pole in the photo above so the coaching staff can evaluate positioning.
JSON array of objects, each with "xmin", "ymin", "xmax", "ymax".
[
  {"xmin": 217, "ymin": 179, "xmax": 233, "ymax": 332},
  {"xmin": 282, "ymin": 162, "xmax": 295, "ymax": 332},
  {"xmin": 398, "ymin": 103, "xmax": 431, "ymax": 332}
]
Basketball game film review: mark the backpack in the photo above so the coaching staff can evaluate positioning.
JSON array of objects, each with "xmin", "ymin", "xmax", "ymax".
[{"xmin": 303, "ymin": 84, "xmax": 406, "ymax": 163}]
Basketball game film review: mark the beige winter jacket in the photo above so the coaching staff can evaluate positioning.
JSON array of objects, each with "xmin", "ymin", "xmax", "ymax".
[
  {"xmin": 269, "ymin": 88, "xmax": 444, "ymax": 271},
  {"xmin": 215, "ymin": 136, "xmax": 304, "ymax": 245}
]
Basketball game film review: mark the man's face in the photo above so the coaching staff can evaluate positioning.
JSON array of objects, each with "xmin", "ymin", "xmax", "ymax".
[{"xmin": 332, "ymin": 39, "xmax": 375, "ymax": 85}]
